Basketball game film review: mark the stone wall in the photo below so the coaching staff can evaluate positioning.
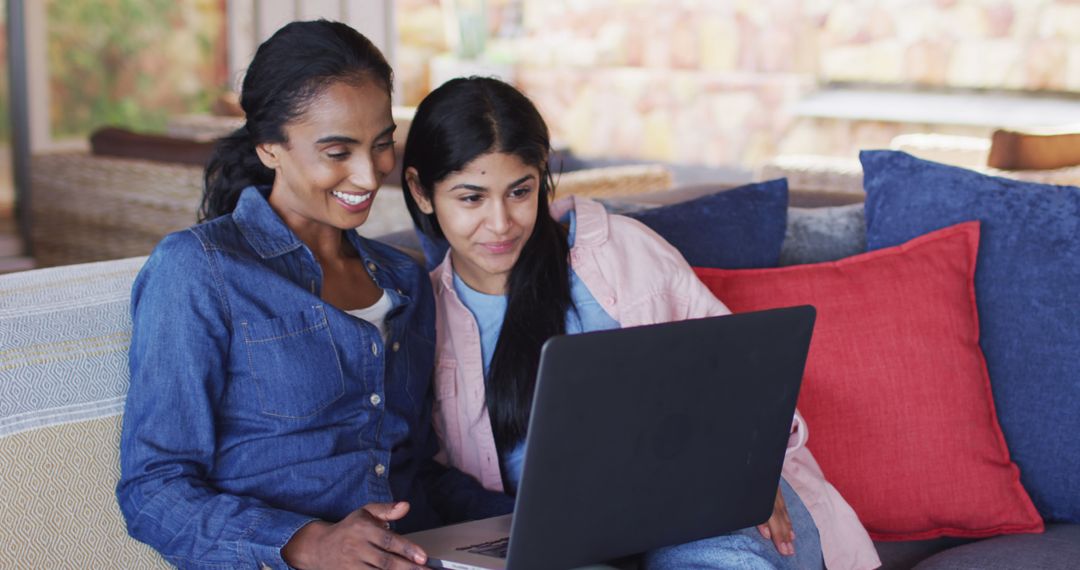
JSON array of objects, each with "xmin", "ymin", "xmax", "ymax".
[
  {"xmin": 398, "ymin": 0, "xmax": 1080, "ymax": 169},
  {"xmin": 817, "ymin": 0, "xmax": 1080, "ymax": 92}
]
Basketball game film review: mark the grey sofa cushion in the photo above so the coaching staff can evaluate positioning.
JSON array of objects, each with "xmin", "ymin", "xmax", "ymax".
[
  {"xmin": 913, "ymin": 524, "xmax": 1080, "ymax": 569},
  {"xmin": 874, "ymin": 537, "xmax": 975, "ymax": 570},
  {"xmin": 779, "ymin": 203, "xmax": 866, "ymax": 266}
]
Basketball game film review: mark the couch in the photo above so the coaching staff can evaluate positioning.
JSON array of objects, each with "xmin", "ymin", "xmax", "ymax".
[{"xmin": 2, "ymin": 178, "xmax": 1077, "ymax": 569}]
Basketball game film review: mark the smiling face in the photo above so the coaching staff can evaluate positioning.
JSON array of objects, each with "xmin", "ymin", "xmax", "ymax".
[
  {"xmin": 256, "ymin": 79, "xmax": 395, "ymax": 236},
  {"xmin": 408, "ymin": 152, "xmax": 541, "ymax": 294}
]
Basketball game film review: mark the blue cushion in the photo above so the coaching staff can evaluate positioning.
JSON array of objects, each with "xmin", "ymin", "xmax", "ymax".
[
  {"xmin": 626, "ymin": 178, "xmax": 788, "ymax": 268},
  {"xmin": 861, "ymin": 150, "xmax": 1080, "ymax": 523},
  {"xmin": 416, "ymin": 179, "xmax": 790, "ymax": 271}
]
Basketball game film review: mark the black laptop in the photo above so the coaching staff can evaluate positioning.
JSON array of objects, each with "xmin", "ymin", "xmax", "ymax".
[{"xmin": 406, "ymin": 306, "xmax": 816, "ymax": 570}]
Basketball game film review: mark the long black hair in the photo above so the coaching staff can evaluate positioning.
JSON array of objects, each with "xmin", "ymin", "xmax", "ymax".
[
  {"xmin": 199, "ymin": 20, "xmax": 392, "ymax": 221},
  {"xmin": 402, "ymin": 77, "xmax": 572, "ymax": 451}
]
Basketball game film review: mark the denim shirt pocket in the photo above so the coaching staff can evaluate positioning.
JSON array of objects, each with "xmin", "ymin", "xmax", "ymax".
[{"xmin": 240, "ymin": 305, "xmax": 346, "ymax": 418}]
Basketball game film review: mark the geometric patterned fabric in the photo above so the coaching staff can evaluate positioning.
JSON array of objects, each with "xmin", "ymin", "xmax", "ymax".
[
  {"xmin": 0, "ymin": 416, "xmax": 169, "ymax": 568},
  {"xmin": 0, "ymin": 257, "xmax": 144, "ymax": 438},
  {"xmin": 0, "ymin": 256, "xmax": 168, "ymax": 567}
]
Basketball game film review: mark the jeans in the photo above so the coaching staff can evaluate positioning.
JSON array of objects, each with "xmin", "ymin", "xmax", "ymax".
[{"xmin": 642, "ymin": 478, "xmax": 824, "ymax": 570}]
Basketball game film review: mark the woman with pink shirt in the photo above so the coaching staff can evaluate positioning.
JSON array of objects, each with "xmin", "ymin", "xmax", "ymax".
[{"xmin": 402, "ymin": 77, "xmax": 880, "ymax": 570}]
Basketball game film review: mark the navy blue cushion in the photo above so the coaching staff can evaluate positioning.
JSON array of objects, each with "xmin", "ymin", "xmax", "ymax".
[
  {"xmin": 416, "ymin": 179, "xmax": 789, "ymax": 271},
  {"xmin": 861, "ymin": 150, "xmax": 1080, "ymax": 523},
  {"xmin": 625, "ymin": 178, "xmax": 788, "ymax": 268}
]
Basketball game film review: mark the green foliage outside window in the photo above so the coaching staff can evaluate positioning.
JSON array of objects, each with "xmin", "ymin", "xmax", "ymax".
[{"xmin": 46, "ymin": 0, "xmax": 226, "ymax": 138}]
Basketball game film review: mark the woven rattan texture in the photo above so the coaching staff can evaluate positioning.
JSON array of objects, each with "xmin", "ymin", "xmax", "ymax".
[
  {"xmin": 555, "ymin": 163, "xmax": 674, "ymax": 199},
  {"xmin": 30, "ymin": 153, "xmax": 203, "ymax": 267}
]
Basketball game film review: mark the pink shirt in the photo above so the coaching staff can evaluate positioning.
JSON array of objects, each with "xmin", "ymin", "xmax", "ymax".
[{"xmin": 429, "ymin": 196, "xmax": 881, "ymax": 569}]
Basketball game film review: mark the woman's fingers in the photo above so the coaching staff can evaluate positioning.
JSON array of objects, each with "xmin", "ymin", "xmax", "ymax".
[
  {"xmin": 362, "ymin": 501, "xmax": 412, "ymax": 523},
  {"xmin": 766, "ymin": 486, "xmax": 795, "ymax": 556},
  {"xmin": 357, "ymin": 503, "xmax": 427, "ymax": 566},
  {"xmin": 359, "ymin": 528, "xmax": 428, "ymax": 568},
  {"xmin": 281, "ymin": 511, "xmax": 425, "ymax": 570}
]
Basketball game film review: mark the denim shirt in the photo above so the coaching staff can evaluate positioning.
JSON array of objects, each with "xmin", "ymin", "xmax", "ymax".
[{"xmin": 117, "ymin": 187, "xmax": 512, "ymax": 570}]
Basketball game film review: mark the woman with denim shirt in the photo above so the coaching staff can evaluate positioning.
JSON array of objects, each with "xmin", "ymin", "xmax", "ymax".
[
  {"xmin": 402, "ymin": 77, "xmax": 881, "ymax": 569},
  {"xmin": 116, "ymin": 22, "xmax": 512, "ymax": 570}
]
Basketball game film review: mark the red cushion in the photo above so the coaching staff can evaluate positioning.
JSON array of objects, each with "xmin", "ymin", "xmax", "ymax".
[{"xmin": 694, "ymin": 222, "xmax": 1043, "ymax": 541}]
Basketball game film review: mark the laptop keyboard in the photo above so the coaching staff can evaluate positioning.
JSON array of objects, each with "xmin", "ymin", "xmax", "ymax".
[{"xmin": 456, "ymin": 536, "xmax": 510, "ymax": 559}]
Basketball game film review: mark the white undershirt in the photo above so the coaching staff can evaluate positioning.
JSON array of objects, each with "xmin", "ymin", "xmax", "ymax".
[{"xmin": 345, "ymin": 290, "xmax": 392, "ymax": 342}]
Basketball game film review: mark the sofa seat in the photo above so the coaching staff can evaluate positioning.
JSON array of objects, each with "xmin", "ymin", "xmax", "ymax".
[{"xmin": 878, "ymin": 524, "xmax": 1080, "ymax": 570}]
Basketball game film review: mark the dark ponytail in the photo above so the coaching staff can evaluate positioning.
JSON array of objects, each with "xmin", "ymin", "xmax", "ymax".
[
  {"xmin": 199, "ymin": 20, "xmax": 393, "ymax": 221},
  {"xmin": 201, "ymin": 127, "xmax": 273, "ymax": 220},
  {"xmin": 403, "ymin": 77, "xmax": 572, "ymax": 450}
]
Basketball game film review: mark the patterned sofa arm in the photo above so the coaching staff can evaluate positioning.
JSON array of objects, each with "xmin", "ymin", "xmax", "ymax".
[{"xmin": 0, "ymin": 257, "xmax": 169, "ymax": 568}]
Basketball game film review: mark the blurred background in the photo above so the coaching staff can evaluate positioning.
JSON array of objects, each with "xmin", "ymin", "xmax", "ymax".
[{"xmin": 4, "ymin": 0, "xmax": 1080, "ymax": 269}]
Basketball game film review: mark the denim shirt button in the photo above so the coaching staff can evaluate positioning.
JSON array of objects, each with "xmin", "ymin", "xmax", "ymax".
[
  {"xmin": 369, "ymin": 393, "xmax": 382, "ymax": 406},
  {"xmin": 367, "ymin": 262, "xmax": 377, "ymax": 272},
  {"xmin": 374, "ymin": 463, "xmax": 386, "ymax": 477},
  {"xmin": 391, "ymin": 341, "xmax": 400, "ymax": 352},
  {"xmin": 260, "ymin": 563, "xmax": 271, "ymax": 570},
  {"xmin": 371, "ymin": 342, "xmax": 379, "ymax": 356}
]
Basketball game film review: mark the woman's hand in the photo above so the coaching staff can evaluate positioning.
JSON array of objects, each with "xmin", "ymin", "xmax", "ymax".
[
  {"xmin": 757, "ymin": 486, "xmax": 795, "ymax": 556},
  {"xmin": 282, "ymin": 502, "xmax": 428, "ymax": 569}
]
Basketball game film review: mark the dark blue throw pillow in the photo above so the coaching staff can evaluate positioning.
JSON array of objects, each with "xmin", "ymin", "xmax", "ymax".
[
  {"xmin": 625, "ymin": 178, "xmax": 788, "ymax": 268},
  {"xmin": 861, "ymin": 149, "xmax": 1080, "ymax": 523},
  {"xmin": 415, "ymin": 179, "xmax": 789, "ymax": 271}
]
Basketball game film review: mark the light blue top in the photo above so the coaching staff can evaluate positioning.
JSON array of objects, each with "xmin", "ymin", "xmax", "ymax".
[{"xmin": 453, "ymin": 210, "xmax": 620, "ymax": 494}]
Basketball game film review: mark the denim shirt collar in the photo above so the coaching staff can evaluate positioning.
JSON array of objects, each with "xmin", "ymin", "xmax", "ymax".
[
  {"xmin": 233, "ymin": 186, "xmax": 305, "ymax": 259},
  {"xmin": 231, "ymin": 185, "xmax": 413, "ymax": 299}
]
